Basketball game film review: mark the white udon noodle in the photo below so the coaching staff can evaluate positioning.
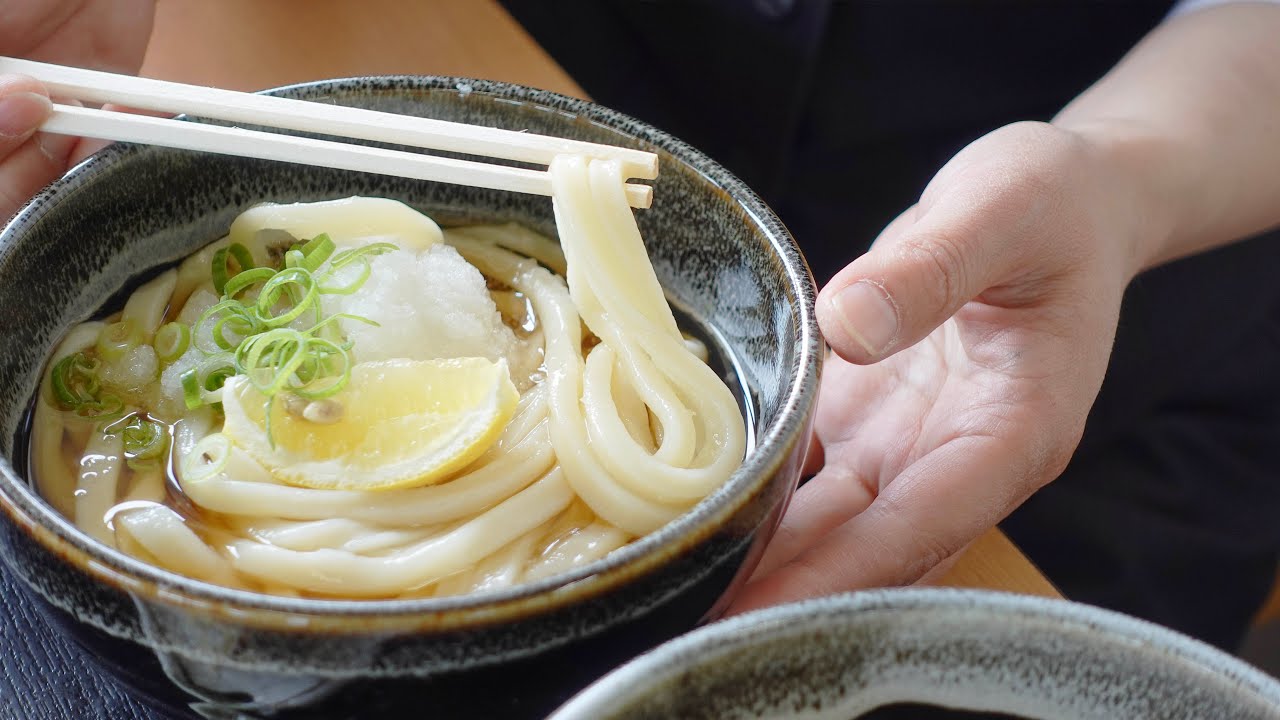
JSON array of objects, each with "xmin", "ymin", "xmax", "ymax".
[{"xmin": 32, "ymin": 156, "xmax": 746, "ymax": 599}]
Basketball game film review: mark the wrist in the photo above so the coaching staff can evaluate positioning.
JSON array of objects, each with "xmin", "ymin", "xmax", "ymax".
[{"xmin": 1054, "ymin": 117, "xmax": 1186, "ymax": 279}]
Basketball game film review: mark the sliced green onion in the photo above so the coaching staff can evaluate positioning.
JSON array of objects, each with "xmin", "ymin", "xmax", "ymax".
[
  {"xmin": 317, "ymin": 258, "xmax": 372, "ymax": 295},
  {"xmin": 48, "ymin": 352, "xmax": 122, "ymax": 421},
  {"xmin": 211, "ymin": 316, "xmax": 257, "ymax": 351},
  {"xmin": 177, "ymin": 231, "xmax": 387, "ymax": 419},
  {"xmin": 254, "ymin": 267, "xmax": 318, "ymax": 328},
  {"xmin": 181, "ymin": 368, "xmax": 203, "ymax": 409},
  {"xmin": 328, "ymin": 242, "xmax": 397, "ymax": 271},
  {"xmin": 305, "ymin": 313, "xmax": 378, "ymax": 344},
  {"xmin": 50, "ymin": 352, "xmax": 100, "ymax": 409},
  {"xmin": 298, "ymin": 233, "xmax": 335, "ymax": 272},
  {"xmin": 234, "ymin": 329, "xmax": 309, "ymax": 395},
  {"xmin": 198, "ymin": 355, "xmax": 236, "ymax": 392},
  {"xmin": 153, "ymin": 322, "xmax": 191, "ymax": 363},
  {"xmin": 211, "ymin": 243, "xmax": 255, "ymax": 295},
  {"xmin": 181, "ymin": 353, "xmax": 236, "ymax": 410},
  {"xmin": 233, "ymin": 328, "xmax": 352, "ymax": 401},
  {"xmin": 96, "ymin": 320, "xmax": 141, "ymax": 362},
  {"xmin": 222, "ymin": 267, "xmax": 275, "ymax": 300},
  {"xmin": 317, "ymin": 242, "xmax": 396, "ymax": 295},
  {"xmin": 196, "ymin": 300, "xmax": 261, "ymax": 353},
  {"xmin": 121, "ymin": 416, "xmax": 169, "ymax": 468},
  {"xmin": 291, "ymin": 337, "xmax": 350, "ymax": 399},
  {"xmin": 184, "ymin": 433, "xmax": 232, "ymax": 482}
]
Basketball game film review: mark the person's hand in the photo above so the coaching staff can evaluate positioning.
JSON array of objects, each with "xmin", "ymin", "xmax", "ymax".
[
  {"xmin": 0, "ymin": 0, "xmax": 155, "ymax": 219},
  {"xmin": 730, "ymin": 120, "xmax": 1153, "ymax": 613}
]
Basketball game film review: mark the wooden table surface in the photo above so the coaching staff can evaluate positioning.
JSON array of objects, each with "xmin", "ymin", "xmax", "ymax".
[{"xmin": 141, "ymin": 0, "xmax": 1060, "ymax": 601}]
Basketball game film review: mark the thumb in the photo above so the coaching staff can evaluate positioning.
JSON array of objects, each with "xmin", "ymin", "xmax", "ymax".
[
  {"xmin": 0, "ymin": 77, "xmax": 51, "ymax": 158},
  {"xmin": 815, "ymin": 121, "xmax": 1100, "ymax": 365},
  {"xmin": 817, "ymin": 191, "xmax": 1031, "ymax": 364},
  {"xmin": 0, "ymin": 75, "xmax": 80, "ymax": 221}
]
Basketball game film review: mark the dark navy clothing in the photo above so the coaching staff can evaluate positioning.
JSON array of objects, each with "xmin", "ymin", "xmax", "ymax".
[
  {"xmin": 501, "ymin": 0, "xmax": 1280, "ymax": 651},
  {"xmin": 502, "ymin": 1, "xmax": 1172, "ymax": 280}
]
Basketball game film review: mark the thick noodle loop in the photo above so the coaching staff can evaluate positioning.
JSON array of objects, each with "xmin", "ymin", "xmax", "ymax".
[
  {"xmin": 31, "ymin": 160, "xmax": 746, "ymax": 599},
  {"xmin": 549, "ymin": 156, "xmax": 746, "ymax": 525}
]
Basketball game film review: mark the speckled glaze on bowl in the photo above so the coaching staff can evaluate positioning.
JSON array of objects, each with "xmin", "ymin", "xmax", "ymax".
[
  {"xmin": 550, "ymin": 588, "xmax": 1280, "ymax": 720},
  {"xmin": 0, "ymin": 77, "xmax": 820, "ymax": 719}
]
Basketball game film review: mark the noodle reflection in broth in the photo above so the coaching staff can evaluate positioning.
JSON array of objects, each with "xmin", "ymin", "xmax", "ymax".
[{"xmin": 29, "ymin": 156, "xmax": 747, "ymax": 599}]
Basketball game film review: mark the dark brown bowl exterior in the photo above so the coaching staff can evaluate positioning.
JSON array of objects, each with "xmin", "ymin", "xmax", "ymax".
[{"xmin": 0, "ymin": 77, "xmax": 820, "ymax": 719}]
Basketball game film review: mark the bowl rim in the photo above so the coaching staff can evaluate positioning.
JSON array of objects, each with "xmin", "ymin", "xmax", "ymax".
[
  {"xmin": 0, "ymin": 75, "xmax": 821, "ymax": 629},
  {"xmin": 549, "ymin": 587, "xmax": 1280, "ymax": 718}
]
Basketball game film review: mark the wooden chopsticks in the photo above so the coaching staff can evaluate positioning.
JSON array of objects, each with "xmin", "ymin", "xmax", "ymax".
[{"xmin": 0, "ymin": 57, "xmax": 658, "ymax": 209}]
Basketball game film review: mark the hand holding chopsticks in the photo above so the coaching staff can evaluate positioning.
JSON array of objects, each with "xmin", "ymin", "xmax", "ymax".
[{"xmin": 0, "ymin": 57, "xmax": 658, "ymax": 208}]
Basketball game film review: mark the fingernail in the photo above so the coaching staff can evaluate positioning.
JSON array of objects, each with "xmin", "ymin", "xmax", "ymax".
[
  {"xmin": 827, "ymin": 280, "xmax": 899, "ymax": 356},
  {"xmin": 0, "ymin": 92, "xmax": 51, "ymax": 139}
]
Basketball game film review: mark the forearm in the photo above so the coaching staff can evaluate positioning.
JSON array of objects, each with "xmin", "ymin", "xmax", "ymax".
[{"xmin": 1053, "ymin": 2, "xmax": 1280, "ymax": 274}]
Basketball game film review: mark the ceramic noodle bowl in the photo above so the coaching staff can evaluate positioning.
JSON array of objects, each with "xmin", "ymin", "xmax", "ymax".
[
  {"xmin": 0, "ymin": 77, "xmax": 820, "ymax": 719},
  {"xmin": 550, "ymin": 588, "xmax": 1280, "ymax": 720}
]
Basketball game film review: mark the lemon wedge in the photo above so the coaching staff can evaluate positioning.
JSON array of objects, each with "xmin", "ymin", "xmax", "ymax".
[{"xmin": 221, "ymin": 358, "xmax": 518, "ymax": 491}]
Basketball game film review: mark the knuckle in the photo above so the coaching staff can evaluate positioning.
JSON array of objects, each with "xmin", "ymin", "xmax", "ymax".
[
  {"xmin": 864, "ymin": 496, "xmax": 958, "ymax": 583},
  {"xmin": 896, "ymin": 229, "xmax": 972, "ymax": 314},
  {"xmin": 903, "ymin": 531, "xmax": 955, "ymax": 582},
  {"xmin": 786, "ymin": 552, "xmax": 843, "ymax": 597}
]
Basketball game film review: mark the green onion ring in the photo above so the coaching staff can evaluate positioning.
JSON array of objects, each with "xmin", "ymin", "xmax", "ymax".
[
  {"xmin": 153, "ymin": 322, "xmax": 191, "ymax": 363},
  {"xmin": 183, "ymin": 433, "xmax": 232, "ymax": 482},
  {"xmin": 317, "ymin": 257, "xmax": 372, "ymax": 295},
  {"xmin": 211, "ymin": 243, "xmax": 255, "ymax": 296},
  {"xmin": 50, "ymin": 353, "xmax": 98, "ymax": 409},
  {"xmin": 96, "ymin": 320, "xmax": 141, "ymax": 362},
  {"xmin": 327, "ymin": 242, "xmax": 397, "ymax": 271},
  {"xmin": 49, "ymin": 352, "xmax": 114, "ymax": 419},
  {"xmin": 121, "ymin": 416, "xmax": 169, "ymax": 467},
  {"xmin": 299, "ymin": 234, "xmax": 336, "ymax": 272},
  {"xmin": 317, "ymin": 242, "xmax": 396, "ymax": 294},
  {"xmin": 197, "ymin": 300, "xmax": 261, "ymax": 353},
  {"xmin": 180, "ymin": 369, "xmax": 203, "ymax": 409},
  {"xmin": 178, "ymin": 357, "xmax": 233, "ymax": 409},
  {"xmin": 291, "ymin": 337, "xmax": 351, "ymax": 399},
  {"xmin": 203, "ymin": 367, "xmax": 236, "ymax": 393},
  {"xmin": 211, "ymin": 312, "xmax": 257, "ymax": 351},
  {"xmin": 305, "ymin": 313, "xmax": 379, "ymax": 344},
  {"xmin": 255, "ymin": 267, "xmax": 318, "ymax": 328},
  {"xmin": 235, "ymin": 329, "xmax": 309, "ymax": 395},
  {"xmin": 222, "ymin": 267, "xmax": 276, "ymax": 299}
]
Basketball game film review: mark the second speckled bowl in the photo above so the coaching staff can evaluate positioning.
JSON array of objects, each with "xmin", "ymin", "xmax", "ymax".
[
  {"xmin": 0, "ymin": 77, "xmax": 820, "ymax": 719},
  {"xmin": 551, "ymin": 588, "xmax": 1280, "ymax": 720}
]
